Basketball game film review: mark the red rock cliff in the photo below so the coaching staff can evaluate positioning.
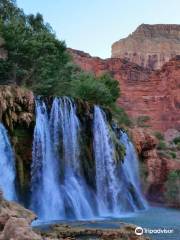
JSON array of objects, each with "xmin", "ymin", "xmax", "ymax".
[{"xmin": 69, "ymin": 49, "xmax": 180, "ymax": 132}]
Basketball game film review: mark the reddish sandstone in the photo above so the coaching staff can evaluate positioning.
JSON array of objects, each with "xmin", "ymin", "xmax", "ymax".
[{"xmin": 69, "ymin": 49, "xmax": 180, "ymax": 132}]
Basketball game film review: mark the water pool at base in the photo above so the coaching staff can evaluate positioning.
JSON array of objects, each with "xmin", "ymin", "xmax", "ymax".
[{"xmin": 32, "ymin": 207, "xmax": 180, "ymax": 240}]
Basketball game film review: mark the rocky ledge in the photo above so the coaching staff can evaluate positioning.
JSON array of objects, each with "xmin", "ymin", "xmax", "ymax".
[
  {"xmin": 40, "ymin": 223, "xmax": 150, "ymax": 240},
  {"xmin": 0, "ymin": 85, "xmax": 34, "ymax": 131},
  {"xmin": 0, "ymin": 190, "xmax": 42, "ymax": 240}
]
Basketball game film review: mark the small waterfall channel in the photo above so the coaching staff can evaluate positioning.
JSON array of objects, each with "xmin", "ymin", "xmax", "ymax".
[{"xmin": 0, "ymin": 123, "xmax": 17, "ymax": 201}]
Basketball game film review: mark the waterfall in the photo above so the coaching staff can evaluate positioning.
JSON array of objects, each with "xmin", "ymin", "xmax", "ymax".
[
  {"xmin": 120, "ymin": 132, "xmax": 147, "ymax": 210},
  {"xmin": 0, "ymin": 123, "xmax": 16, "ymax": 201},
  {"xmin": 31, "ymin": 100, "xmax": 64, "ymax": 220},
  {"xmin": 31, "ymin": 99, "xmax": 147, "ymax": 221},
  {"xmin": 50, "ymin": 97, "xmax": 94, "ymax": 219},
  {"xmin": 93, "ymin": 106, "xmax": 147, "ymax": 216},
  {"xmin": 93, "ymin": 106, "xmax": 121, "ymax": 215},
  {"xmin": 31, "ymin": 98, "xmax": 94, "ymax": 220}
]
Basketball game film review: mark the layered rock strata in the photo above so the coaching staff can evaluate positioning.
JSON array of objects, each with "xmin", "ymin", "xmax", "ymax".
[
  {"xmin": 112, "ymin": 24, "xmax": 180, "ymax": 70},
  {"xmin": 69, "ymin": 49, "xmax": 180, "ymax": 132}
]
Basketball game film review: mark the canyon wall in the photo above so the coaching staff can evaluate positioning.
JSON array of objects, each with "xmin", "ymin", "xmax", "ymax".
[
  {"xmin": 111, "ymin": 24, "xmax": 180, "ymax": 70},
  {"xmin": 69, "ymin": 48, "xmax": 180, "ymax": 205},
  {"xmin": 69, "ymin": 49, "xmax": 180, "ymax": 132}
]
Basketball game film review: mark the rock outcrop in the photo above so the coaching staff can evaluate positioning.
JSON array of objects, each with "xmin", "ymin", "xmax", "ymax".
[
  {"xmin": 42, "ymin": 223, "xmax": 150, "ymax": 240},
  {"xmin": 0, "ymin": 85, "xmax": 34, "ymax": 131},
  {"xmin": 69, "ymin": 49, "xmax": 180, "ymax": 132},
  {"xmin": 0, "ymin": 191, "xmax": 42, "ymax": 240},
  {"xmin": 130, "ymin": 128, "xmax": 180, "ymax": 204},
  {"xmin": 0, "ymin": 85, "xmax": 35, "ymax": 200},
  {"xmin": 111, "ymin": 24, "xmax": 180, "ymax": 70}
]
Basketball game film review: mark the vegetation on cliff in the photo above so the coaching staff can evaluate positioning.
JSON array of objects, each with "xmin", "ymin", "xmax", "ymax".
[
  {"xmin": 0, "ymin": 0, "xmax": 123, "ymax": 112},
  {"xmin": 165, "ymin": 170, "xmax": 180, "ymax": 207}
]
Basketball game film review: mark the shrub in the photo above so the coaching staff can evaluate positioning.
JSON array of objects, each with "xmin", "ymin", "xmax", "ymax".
[
  {"xmin": 137, "ymin": 115, "xmax": 150, "ymax": 127},
  {"xmin": 165, "ymin": 170, "xmax": 180, "ymax": 204},
  {"xmin": 169, "ymin": 151, "xmax": 176, "ymax": 159},
  {"xmin": 154, "ymin": 131, "xmax": 164, "ymax": 141},
  {"xmin": 110, "ymin": 104, "xmax": 132, "ymax": 126},
  {"xmin": 70, "ymin": 72, "xmax": 120, "ymax": 106},
  {"xmin": 157, "ymin": 140, "xmax": 167, "ymax": 150},
  {"xmin": 173, "ymin": 136, "xmax": 180, "ymax": 145},
  {"xmin": 176, "ymin": 142, "xmax": 180, "ymax": 151}
]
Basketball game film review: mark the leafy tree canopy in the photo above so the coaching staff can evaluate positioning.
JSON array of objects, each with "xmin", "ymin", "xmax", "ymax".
[{"xmin": 0, "ymin": 0, "xmax": 129, "ymax": 124}]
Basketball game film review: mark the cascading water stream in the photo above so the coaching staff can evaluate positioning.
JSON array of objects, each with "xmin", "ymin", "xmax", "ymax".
[
  {"xmin": 93, "ymin": 106, "xmax": 147, "ymax": 216},
  {"xmin": 120, "ymin": 132, "xmax": 147, "ymax": 210},
  {"xmin": 31, "ymin": 97, "xmax": 94, "ymax": 220},
  {"xmin": 50, "ymin": 97, "xmax": 94, "ymax": 219},
  {"xmin": 93, "ymin": 106, "xmax": 120, "ymax": 215},
  {"xmin": 0, "ymin": 123, "xmax": 16, "ymax": 201},
  {"xmin": 31, "ymin": 99, "xmax": 147, "ymax": 221},
  {"xmin": 31, "ymin": 100, "xmax": 64, "ymax": 220}
]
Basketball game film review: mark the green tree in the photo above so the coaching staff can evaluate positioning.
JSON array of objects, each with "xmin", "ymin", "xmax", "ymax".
[
  {"xmin": 70, "ymin": 72, "xmax": 120, "ymax": 106},
  {"xmin": 0, "ymin": 0, "xmax": 129, "ymax": 125},
  {"xmin": 0, "ymin": 0, "xmax": 70, "ymax": 90},
  {"xmin": 98, "ymin": 73, "xmax": 120, "ymax": 102}
]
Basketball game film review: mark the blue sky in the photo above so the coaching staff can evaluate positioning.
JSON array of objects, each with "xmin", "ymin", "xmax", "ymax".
[{"xmin": 17, "ymin": 0, "xmax": 180, "ymax": 58}]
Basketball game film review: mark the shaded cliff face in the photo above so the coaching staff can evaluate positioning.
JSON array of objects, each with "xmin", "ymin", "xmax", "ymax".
[
  {"xmin": 0, "ymin": 85, "xmax": 34, "ymax": 200},
  {"xmin": 111, "ymin": 24, "xmax": 180, "ymax": 70},
  {"xmin": 0, "ymin": 85, "xmax": 34, "ymax": 130},
  {"xmin": 69, "ymin": 49, "xmax": 180, "ymax": 132}
]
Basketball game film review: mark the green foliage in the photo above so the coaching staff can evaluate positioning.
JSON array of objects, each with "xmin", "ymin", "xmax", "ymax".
[
  {"xmin": 173, "ymin": 136, "xmax": 180, "ymax": 145},
  {"xmin": 157, "ymin": 140, "xmax": 167, "ymax": 150},
  {"xmin": 110, "ymin": 104, "xmax": 131, "ymax": 126},
  {"xmin": 0, "ymin": 0, "xmax": 70, "ymax": 90},
  {"xmin": 169, "ymin": 151, "xmax": 176, "ymax": 159},
  {"xmin": 177, "ymin": 142, "xmax": 180, "ymax": 151},
  {"xmin": 70, "ymin": 72, "xmax": 120, "ymax": 106},
  {"xmin": 136, "ymin": 115, "xmax": 151, "ymax": 127},
  {"xmin": 0, "ymin": 1, "xmax": 130, "ymax": 124},
  {"xmin": 98, "ymin": 73, "xmax": 120, "ymax": 102},
  {"xmin": 0, "ymin": 1, "xmax": 121, "ymax": 105},
  {"xmin": 165, "ymin": 170, "xmax": 180, "ymax": 204},
  {"xmin": 169, "ymin": 151, "xmax": 177, "ymax": 159},
  {"xmin": 154, "ymin": 131, "xmax": 164, "ymax": 141}
]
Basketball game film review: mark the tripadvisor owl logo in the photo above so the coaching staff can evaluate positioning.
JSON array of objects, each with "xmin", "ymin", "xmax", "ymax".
[{"xmin": 135, "ymin": 227, "xmax": 144, "ymax": 235}]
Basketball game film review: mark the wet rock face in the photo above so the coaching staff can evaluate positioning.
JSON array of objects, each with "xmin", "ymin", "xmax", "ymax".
[
  {"xmin": 111, "ymin": 24, "xmax": 180, "ymax": 70},
  {"xmin": 0, "ymin": 85, "xmax": 35, "ymax": 202},
  {"xmin": 0, "ymin": 85, "xmax": 34, "ymax": 131},
  {"xmin": 70, "ymin": 49, "xmax": 180, "ymax": 132}
]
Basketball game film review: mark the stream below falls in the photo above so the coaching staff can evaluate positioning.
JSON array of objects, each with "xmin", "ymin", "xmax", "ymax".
[{"xmin": 32, "ymin": 207, "xmax": 180, "ymax": 240}]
